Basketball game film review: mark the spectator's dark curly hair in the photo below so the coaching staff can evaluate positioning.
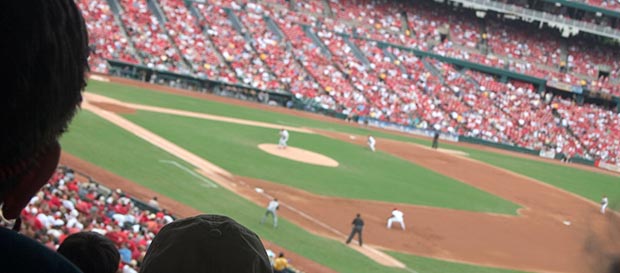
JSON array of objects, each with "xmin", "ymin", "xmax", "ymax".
[{"xmin": 0, "ymin": 0, "xmax": 89, "ymax": 166}]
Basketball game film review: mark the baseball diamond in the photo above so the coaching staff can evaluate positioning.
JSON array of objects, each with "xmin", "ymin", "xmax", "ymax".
[
  {"xmin": 9, "ymin": 1, "xmax": 620, "ymax": 273},
  {"xmin": 56, "ymin": 77, "xmax": 620, "ymax": 273}
]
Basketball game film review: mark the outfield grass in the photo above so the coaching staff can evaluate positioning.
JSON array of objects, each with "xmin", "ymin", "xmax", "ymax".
[
  {"xmin": 122, "ymin": 110, "xmax": 519, "ymax": 214},
  {"xmin": 85, "ymin": 80, "xmax": 620, "ymax": 205},
  {"xmin": 60, "ymin": 110, "xmax": 532, "ymax": 273}
]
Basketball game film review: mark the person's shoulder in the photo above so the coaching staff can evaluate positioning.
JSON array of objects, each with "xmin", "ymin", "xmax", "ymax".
[{"xmin": 0, "ymin": 228, "xmax": 82, "ymax": 273}]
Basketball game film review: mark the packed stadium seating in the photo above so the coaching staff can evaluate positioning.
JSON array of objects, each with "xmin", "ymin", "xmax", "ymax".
[
  {"xmin": 78, "ymin": 0, "xmax": 620, "ymax": 163},
  {"xmin": 2, "ymin": 167, "xmax": 171, "ymax": 272},
  {"xmin": 4, "ymin": 166, "xmax": 302, "ymax": 273}
]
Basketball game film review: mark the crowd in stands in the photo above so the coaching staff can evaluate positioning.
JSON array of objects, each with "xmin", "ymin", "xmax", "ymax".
[
  {"xmin": 75, "ymin": 0, "xmax": 620, "ymax": 163},
  {"xmin": 2, "ymin": 166, "xmax": 304, "ymax": 273},
  {"xmin": 117, "ymin": 0, "xmax": 189, "ymax": 73},
  {"xmin": 160, "ymin": 0, "xmax": 237, "ymax": 82},
  {"xmin": 75, "ymin": 0, "xmax": 138, "ymax": 73},
  {"xmin": 1, "ymin": 167, "xmax": 172, "ymax": 272}
]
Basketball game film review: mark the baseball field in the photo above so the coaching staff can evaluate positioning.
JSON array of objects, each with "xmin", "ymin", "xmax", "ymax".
[{"xmin": 59, "ymin": 77, "xmax": 620, "ymax": 273}]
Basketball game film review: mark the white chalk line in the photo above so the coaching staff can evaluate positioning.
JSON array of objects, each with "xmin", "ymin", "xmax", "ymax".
[
  {"xmin": 253, "ymin": 187, "xmax": 409, "ymax": 270},
  {"xmin": 159, "ymin": 160, "xmax": 218, "ymax": 188}
]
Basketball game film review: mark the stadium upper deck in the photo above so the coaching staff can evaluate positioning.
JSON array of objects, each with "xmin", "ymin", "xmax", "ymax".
[{"xmin": 78, "ymin": 0, "xmax": 620, "ymax": 163}]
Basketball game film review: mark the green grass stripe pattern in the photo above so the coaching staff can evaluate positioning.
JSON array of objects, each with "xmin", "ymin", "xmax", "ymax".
[
  {"xmin": 122, "ymin": 110, "xmax": 519, "ymax": 214},
  {"xmin": 86, "ymin": 80, "xmax": 620, "ymax": 206}
]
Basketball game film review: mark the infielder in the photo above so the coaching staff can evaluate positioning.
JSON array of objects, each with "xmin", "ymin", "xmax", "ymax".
[
  {"xmin": 367, "ymin": 135, "xmax": 376, "ymax": 152},
  {"xmin": 278, "ymin": 129, "xmax": 289, "ymax": 149},
  {"xmin": 387, "ymin": 208, "xmax": 405, "ymax": 230},
  {"xmin": 601, "ymin": 195, "xmax": 609, "ymax": 214},
  {"xmin": 260, "ymin": 198, "xmax": 280, "ymax": 228}
]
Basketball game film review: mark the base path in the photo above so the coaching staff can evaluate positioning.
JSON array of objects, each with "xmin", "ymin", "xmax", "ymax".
[
  {"xmin": 59, "ymin": 152, "xmax": 339, "ymax": 273},
  {"xmin": 83, "ymin": 76, "xmax": 620, "ymax": 273},
  {"xmin": 81, "ymin": 98, "xmax": 406, "ymax": 268}
]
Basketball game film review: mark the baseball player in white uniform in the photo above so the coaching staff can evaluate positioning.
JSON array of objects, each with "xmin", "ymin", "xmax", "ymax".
[
  {"xmin": 387, "ymin": 208, "xmax": 405, "ymax": 230},
  {"xmin": 601, "ymin": 195, "xmax": 609, "ymax": 214},
  {"xmin": 260, "ymin": 198, "xmax": 280, "ymax": 228},
  {"xmin": 278, "ymin": 129, "xmax": 289, "ymax": 149},
  {"xmin": 368, "ymin": 135, "xmax": 376, "ymax": 152}
]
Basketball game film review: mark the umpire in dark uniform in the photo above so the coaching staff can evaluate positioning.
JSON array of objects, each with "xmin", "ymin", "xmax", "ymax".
[
  {"xmin": 432, "ymin": 130, "xmax": 440, "ymax": 149},
  {"xmin": 345, "ymin": 213, "xmax": 364, "ymax": 246}
]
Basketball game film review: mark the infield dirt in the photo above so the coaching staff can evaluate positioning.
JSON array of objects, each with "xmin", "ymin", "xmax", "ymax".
[{"xmin": 73, "ymin": 76, "xmax": 620, "ymax": 273}]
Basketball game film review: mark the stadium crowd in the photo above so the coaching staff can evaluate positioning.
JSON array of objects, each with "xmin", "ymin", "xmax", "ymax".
[
  {"xmin": 75, "ymin": 0, "xmax": 620, "ymax": 163},
  {"xmin": 1, "ymin": 166, "xmax": 304, "ymax": 273}
]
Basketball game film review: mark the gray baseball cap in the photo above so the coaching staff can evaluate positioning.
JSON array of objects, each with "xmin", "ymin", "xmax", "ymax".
[{"xmin": 140, "ymin": 214, "xmax": 272, "ymax": 273}]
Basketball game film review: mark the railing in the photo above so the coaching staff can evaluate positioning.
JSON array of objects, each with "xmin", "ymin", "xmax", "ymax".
[{"xmin": 452, "ymin": 0, "xmax": 620, "ymax": 40}]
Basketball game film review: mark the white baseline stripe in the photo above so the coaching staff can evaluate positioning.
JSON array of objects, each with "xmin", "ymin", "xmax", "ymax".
[{"xmin": 159, "ymin": 160, "xmax": 218, "ymax": 188}]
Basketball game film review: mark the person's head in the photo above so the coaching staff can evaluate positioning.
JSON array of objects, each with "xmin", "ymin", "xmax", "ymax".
[
  {"xmin": 273, "ymin": 198, "xmax": 278, "ymax": 202},
  {"xmin": 57, "ymin": 232, "xmax": 120, "ymax": 273},
  {"xmin": 0, "ymin": 0, "xmax": 89, "ymax": 220},
  {"xmin": 278, "ymin": 252, "xmax": 285, "ymax": 258},
  {"xmin": 356, "ymin": 213, "xmax": 361, "ymax": 218},
  {"xmin": 140, "ymin": 214, "xmax": 271, "ymax": 273}
]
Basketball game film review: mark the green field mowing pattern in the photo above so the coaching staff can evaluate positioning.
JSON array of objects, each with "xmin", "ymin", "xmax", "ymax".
[
  {"xmin": 60, "ymin": 110, "xmax": 532, "ymax": 273},
  {"xmin": 85, "ymin": 80, "xmax": 620, "ymax": 206},
  {"xmin": 123, "ymin": 110, "xmax": 519, "ymax": 214},
  {"xmin": 389, "ymin": 252, "xmax": 532, "ymax": 273}
]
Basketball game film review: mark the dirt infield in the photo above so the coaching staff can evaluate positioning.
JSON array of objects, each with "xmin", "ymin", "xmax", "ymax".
[
  {"xmin": 59, "ymin": 152, "xmax": 339, "ymax": 273},
  {"xmin": 78, "ymin": 76, "xmax": 620, "ymax": 273},
  {"xmin": 97, "ymin": 75, "xmax": 620, "ymax": 177}
]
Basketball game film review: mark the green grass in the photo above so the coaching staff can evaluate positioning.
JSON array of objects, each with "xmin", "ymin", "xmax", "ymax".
[
  {"xmin": 86, "ymin": 80, "xmax": 620, "ymax": 205},
  {"xmin": 390, "ymin": 252, "xmax": 532, "ymax": 273},
  {"xmin": 61, "ymin": 111, "xmax": 403, "ymax": 273},
  {"xmin": 122, "ymin": 110, "xmax": 519, "ymax": 214},
  {"xmin": 60, "ymin": 110, "xmax": 531, "ymax": 273}
]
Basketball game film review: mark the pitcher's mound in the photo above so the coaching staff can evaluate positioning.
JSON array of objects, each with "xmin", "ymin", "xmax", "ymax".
[{"xmin": 258, "ymin": 144, "xmax": 339, "ymax": 167}]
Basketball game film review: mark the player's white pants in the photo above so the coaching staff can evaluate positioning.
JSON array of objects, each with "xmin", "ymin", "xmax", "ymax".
[
  {"xmin": 387, "ymin": 218, "xmax": 405, "ymax": 230},
  {"xmin": 278, "ymin": 138, "xmax": 288, "ymax": 148},
  {"xmin": 601, "ymin": 203, "xmax": 608, "ymax": 214},
  {"xmin": 369, "ymin": 143, "xmax": 375, "ymax": 152}
]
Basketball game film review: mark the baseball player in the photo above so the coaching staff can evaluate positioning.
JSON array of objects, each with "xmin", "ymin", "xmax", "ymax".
[
  {"xmin": 278, "ymin": 129, "xmax": 289, "ymax": 149},
  {"xmin": 367, "ymin": 135, "xmax": 376, "ymax": 152},
  {"xmin": 601, "ymin": 195, "xmax": 609, "ymax": 214},
  {"xmin": 260, "ymin": 198, "xmax": 280, "ymax": 228},
  {"xmin": 387, "ymin": 208, "xmax": 405, "ymax": 230}
]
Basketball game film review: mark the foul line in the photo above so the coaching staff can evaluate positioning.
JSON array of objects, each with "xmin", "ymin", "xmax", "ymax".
[
  {"xmin": 159, "ymin": 160, "xmax": 218, "ymax": 188},
  {"xmin": 254, "ymin": 187, "xmax": 408, "ymax": 269}
]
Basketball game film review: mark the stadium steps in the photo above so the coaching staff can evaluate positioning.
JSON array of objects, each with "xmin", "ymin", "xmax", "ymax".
[
  {"xmin": 264, "ymin": 16, "xmax": 285, "ymax": 41},
  {"xmin": 399, "ymin": 10, "xmax": 411, "ymax": 35},
  {"xmin": 422, "ymin": 58, "xmax": 446, "ymax": 84},
  {"xmin": 150, "ymin": 0, "xmax": 194, "ymax": 74},
  {"xmin": 321, "ymin": 0, "xmax": 333, "ymax": 17},
  {"xmin": 559, "ymin": 38, "xmax": 569, "ymax": 71},
  {"xmin": 104, "ymin": 0, "xmax": 145, "ymax": 65},
  {"xmin": 382, "ymin": 47, "xmax": 408, "ymax": 74},
  {"xmin": 189, "ymin": 2, "xmax": 244, "ymax": 83},
  {"xmin": 147, "ymin": 0, "xmax": 166, "ymax": 25},
  {"xmin": 223, "ymin": 8, "xmax": 253, "ymax": 42},
  {"xmin": 459, "ymin": 68, "xmax": 481, "ymax": 90},
  {"xmin": 550, "ymin": 108, "xmax": 592, "ymax": 158},
  {"xmin": 263, "ymin": 15, "xmax": 327, "ymax": 94},
  {"xmin": 301, "ymin": 24, "xmax": 333, "ymax": 58},
  {"xmin": 341, "ymin": 35, "xmax": 372, "ymax": 67},
  {"xmin": 228, "ymin": 8, "xmax": 289, "ymax": 93}
]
